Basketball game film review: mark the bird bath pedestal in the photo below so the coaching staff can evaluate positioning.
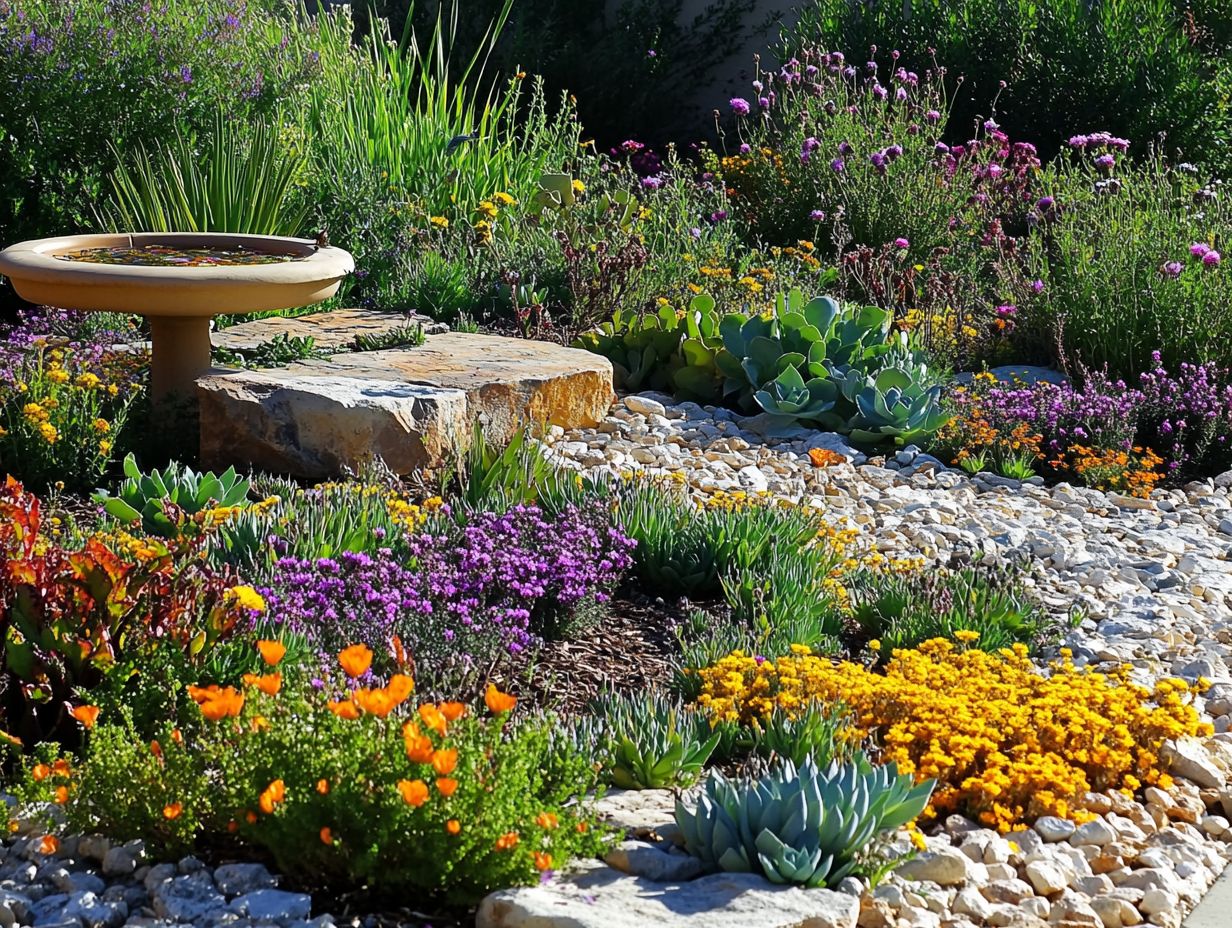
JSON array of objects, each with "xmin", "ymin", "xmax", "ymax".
[{"xmin": 0, "ymin": 232, "xmax": 354, "ymax": 400}]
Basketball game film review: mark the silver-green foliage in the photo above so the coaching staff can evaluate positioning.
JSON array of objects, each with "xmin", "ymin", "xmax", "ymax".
[
  {"xmin": 591, "ymin": 691, "xmax": 720, "ymax": 790},
  {"xmin": 675, "ymin": 755, "xmax": 934, "ymax": 887}
]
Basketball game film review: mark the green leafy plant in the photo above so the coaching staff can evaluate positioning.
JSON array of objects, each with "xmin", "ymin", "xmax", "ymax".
[
  {"xmin": 848, "ymin": 566, "xmax": 1053, "ymax": 655},
  {"xmin": 590, "ymin": 691, "xmax": 720, "ymax": 789},
  {"xmin": 675, "ymin": 754, "xmax": 934, "ymax": 887},
  {"xmin": 351, "ymin": 321, "xmax": 427, "ymax": 352},
  {"xmin": 94, "ymin": 454, "xmax": 251, "ymax": 539},
  {"xmin": 100, "ymin": 108, "xmax": 310, "ymax": 236},
  {"xmin": 829, "ymin": 353, "xmax": 950, "ymax": 446},
  {"xmin": 213, "ymin": 334, "xmax": 328, "ymax": 369},
  {"xmin": 755, "ymin": 701, "xmax": 857, "ymax": 769},
  {"xmin": 572, "ymin": 304, "xmax": 684, "ymax": 393}
]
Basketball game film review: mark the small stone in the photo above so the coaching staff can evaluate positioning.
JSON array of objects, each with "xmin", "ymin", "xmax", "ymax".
[
  {"xmin": 1161, "ymin": 739, "xmax": 1224, "ymax": 789},
  {"xmin": 231, "ymin": 889, "xmax": 312, "ymax": 921},
  {"xmin": 952, "ymin": 887, "xmax": 994, "ymax": 921},
  {"xmin": 624, "ymin": 395, "xmax": 667, "ymax": 418},
  {"xmin": 1025, "ymin": 859, "xmax": 1071, "ymax": 895},
  {"xmin": 101, "ymin": 846, "xmax": 136, "ymax": 877},
  {"xmin": 1138, "ymin": 888, "xmax": 1178, "ymax": 917},
  {"xmin": 894, "ymin": 848, "xmax": 972, "ymax": 886},
  {"xmin": 1071, "ymin": 819, "xmax": 1118, "ymax": 847},
  {"xmin": 212, "ymin": 862, "xmax": 278, "ymax": 896},
  {"xmin": 603, "ymin": 841, "xmax": 704, "ymax": 882},
  {"xmin": 1035, "ymin": 817, "xmax": 1077, "ymax": 843},
  {"xmin": 1090, "ymin": 896, "xmax": 1141, "ymax": 928}
]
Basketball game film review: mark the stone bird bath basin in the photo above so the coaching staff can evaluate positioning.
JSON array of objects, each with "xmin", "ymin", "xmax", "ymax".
[{"xmin": 0, "ymin": 232, "xmax": 354, "ymax": 400}]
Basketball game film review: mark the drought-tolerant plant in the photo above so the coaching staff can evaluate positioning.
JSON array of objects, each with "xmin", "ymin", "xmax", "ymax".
[
  {"xmin": 94, "ymin": 454, "xmax": 252, "ymax": 540},
  {"xmin": 26, "ymin": 654, "xmax": 604, "ymax": 901},
  {"xmin": 0, "ymin": 479, "xmax": 250, "ymax": 746},
  {"xmin": 0, "ymin": 343, "xmax": 140, "ymax": 493},
  {"xmin": 675, "ymin": 754, "xmax": 933, "ymax": 887},
  {"xmin": 100, "ymin": 108, "xmax": 310, "ymax": 236},
  {"xmin": 695, "ymin": 639, "xmax": 1212, "ymax": 830},
  {"xmin": 754, "ymin": 701, "xmax": 856, "ymax": 769},
  {"xmin": 846, "ymin": 566, "xmax": 1053, "ymax": 655},
  {"xmin": 350, "ymin": 321, "xmax": 427, "ymax": 352},
  {"xmin": 212, "ymin": 334, "xmax": 328, "ymax": 369},
  {"xmin": 588, "ymin": 691, "xmax": 720, "ymax": 789}
]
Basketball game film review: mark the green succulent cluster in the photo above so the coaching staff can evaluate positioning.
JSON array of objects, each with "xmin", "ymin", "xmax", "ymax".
[
  {"xmin": 576, "ymin": 288, "xmax": 951, "ymax": 445},
  {"xmin": 675, "ymin": 755, "xmax": 934, "ymax": 888},
  {"xmin": 94, "ymin": 454, "xmax": 251, "ymax": 538},
  {"xmin": 588, "ymin": 691, "xmax": 720, "ymax": 789}
]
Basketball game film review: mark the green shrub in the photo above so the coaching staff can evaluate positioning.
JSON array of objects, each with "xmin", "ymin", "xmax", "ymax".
[
  {"xmin": 0, "ymin": 345, "xmax": 140, "ymax": 494},
  {"xmin": 1020, "ymin": 150, "xmax": 1232, "ymax": 379},
  {"xmin": 785, "ymin": 0, "xmax": 1232, "ymax": 168},
  {"xmin": 675, "ymin": 754, "xmax": 933, "ymax": 887},
  {"xmin": 25, "ymin": 666, "xmax": 604, "ymax": 902}
]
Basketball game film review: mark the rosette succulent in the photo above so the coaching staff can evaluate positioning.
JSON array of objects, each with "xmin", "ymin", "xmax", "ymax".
[{"xmin": 675, "ymin": 755, "xmax": 933, "ymax": 887}]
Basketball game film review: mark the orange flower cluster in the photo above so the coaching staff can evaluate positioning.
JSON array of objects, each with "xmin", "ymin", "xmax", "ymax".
[
  {"xmin": 1057, "ymin": 445, "xmax": 1165, "ymax": 498},
  {"xmin": 187, "ymin": 684, "xmax": 245, "ymax": 721}
]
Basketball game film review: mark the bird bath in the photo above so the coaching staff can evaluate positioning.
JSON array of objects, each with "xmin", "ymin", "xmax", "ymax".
[{"xmin": 0, "ymin": 232, "xmax": 354, "ymax": 400}]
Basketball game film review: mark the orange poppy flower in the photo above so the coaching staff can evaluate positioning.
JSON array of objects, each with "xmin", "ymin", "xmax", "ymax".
[
  {"xmin": 37, "ymin": 835, "xmax": 59, "ymax": 855},
  {"xmin": 494, "ymin": 831, "xmax": 519, "ymax": 851},
  {"xmin": 353, "ymin": 688, "xmax": 396, "ymax": 718},
  {"xmin": 51, "ymin": 759, "xmax": 71, "ymax": 777},
  {"xmin": 445, "ymin": 819, "xmax": 461, "ymax": 835},
  {"xmin": 316, "ymin": 779, "xmax": 330, "ymax": 795},
  {"xmin": 150, "ymin": 740, "xmax": 163, "ymax": 760},
  {"xmin": 484, "ymin": 683, "xmax": 517, "ymax": 714},
  {"xmin": 535, "ymin": 812, "xmax": 559, "ymax": 830},
  {"xmin": 163, "ymin": 803, "xmax": 182, "ymax": 820},
  {"xmin": 245, "ymin": 810, "xmax": 258, "ymax": 825},
  {"xmin": 31, "ymin": 763, "xmax": 50, "ymax": 782},
  {"xmin": 319, "ymin": 826, "xmax": 333, "ymax": 845},
  {"xmin": 418, "ymin": 703, "xmax": 447, "ymax": 737},
  {"xmin": 431, "ymin": 748, "xmax": 458, "ymax": 776},
  {"xmin": 386, "ymin": 673, "xmax": 415, "ymax": 703},
  {"xmin": 338, "ymin": 644, "xmax": 373, "ymax": 678},
  {"xmin": 70, "ymin": 705, "xmax": 100, "ymax": 728},
  {"xmin": 241, "ymin": 673, "xmax": 281, "ymax": 696},
  {"xmin": 326, "ymin": 699, "xmax": 360, "ymax": 721},
  {"xmin": 257, "ymin": 640, "xmax": 286, "ymax": 666},
  {"xmin": 397, "ymin": 779, "xmax": 429, "ymax": 807},
  {"xmin": 227, "ymin": 820, "xmax": 240, "ymax": 834},
  {"xmin": 54, "ymin": 786, "xmax": 69, "ymax": 804},
  {"xmin": 439, "ymin": 701, "xmax": 466, "ymax": 721},
  {"xmin": 171, "ymin": 729, "xmax": 183, "ymax": 744},
  {"xmin": 533, "ymin": 851, "xmax": 553, "ymax": 871},
  {"xmin": 193, "ymin": 685, "xmax": 245, "ymax": 720},
  {"xmin": 576, "ymin": 821, "xmax": 590, "ymax": 834},
  {"xmin": 258, "ymin": 779, "xmax": 286, "ymax": 815},
  {"xmin": 435, "ymin": 777, "xmax": 458, "ymax": 797},
  {"xmin": 403, "ymin": 728, "xmax": 434, "ymax": 764}
]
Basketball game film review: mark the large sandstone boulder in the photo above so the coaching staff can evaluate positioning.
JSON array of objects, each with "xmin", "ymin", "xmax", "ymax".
[
  {"xmin": 211, "ymin": 307, "xmax": 435, "ymax": 353},
  {"xmin": 476, "ymin": 862, "xmax": 860, "ymax": 928},
  {"xmin": 197, "ymin": 332, "xmax": 613, "ymax": 479}
]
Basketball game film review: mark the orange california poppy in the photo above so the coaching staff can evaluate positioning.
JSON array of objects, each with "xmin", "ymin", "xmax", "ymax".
[
  {"xmin": 536, "ymin": 812, "xmax": 559, "ymax": 830},
  {"xmin": 69, "ymin": 705, "xmax": 100, "ymax": 728},
  {"xmin": 316, "ymin": 779, "xmax": 330, "ymax": 795},
  {"xmin": 439, "ymin": 701, "xmax": 466, "ymax": 722},
  {"xmin": 37, "ymin": 835, "xmax": 59, "ymax": 855},
  {"xmin": 404, "ymin": 729, "xmax": 434, "ymax": 764},
  {"xmin": 319, "ymin": 826, "xmax": 333, "ymax": 845},
  {"xmin": 326, "ymin": 699, "xmax": 360, "ymax": 721},
  {"xmin": 163, "ymin": 803, "xmax": 182, "ymax": 820},
  {"xmin": 533, "ymin": 851, "xmax": 553, "ymax": 871},
  {"xmin": 51, "ymin": 759, "xmax": 71, "ymax": 777},
  {"xmin": 484, "ymin": 683, "xmax": 517, "ymax": 714},
  {"xmin": 198, "ymin": 688, "xmax": 245, "ymax": 721},
  {"xmin": 227, "ymin": 819, "xmax": 239, "ymax": 834},
  {"xmin": 431, "ymin": 748, "xmax": 458, "ymax": 776},
  {"xmin": 494, "ymin": 831, "xmax": 519, "ymax": 851},
  {"xmin": 338, "ymin": 644, "xmax": 373, "ymax": 678},
  {"xmin": 258, "ymin": 779, "xmax": 286, "ymax": 815},
  {"xmin": 257, "ymin": 640, "xmax": 286, "ymax": 666},
  {"xmin": 150, "ymin": 739, "xmax": 163, "ymax": 760},
  {"xmin": 241, "ymin": 673, "xmax": 281, "ymax": 696},
  {"xmin": 53, "ymin": 786, "xmax": 68, "ymax": 805},
  {"xmin": 445, "ymin": 819, "xmax": 461, "ymax": 835},
  {"xmin": 31, "ymin": 763, "xmax": 50, "ymax": 782},
  {"xmin": 418, "ymin": 703, "xmax": 447, "ymax": 737},
  {"xmin": 353, "ymin": 688, "xmax": 396, "ymax": 718},
  {"xmin": 397, "ymin": 779, "xmax": 429, "ymax": 807},
  {"xmin": 435, "ymin": 777, "xmax": 458, "ymax": 797},
  {"xmin": 171, "ymin": 729, "xmax": 183, "ymax": 744},
  {"xmin": 245, "ymin": 810, "xmax": 258, "ymax": 825},
  {"xmin": 386, "ymin": 673, "xmax": 415, "ymax": 703}
]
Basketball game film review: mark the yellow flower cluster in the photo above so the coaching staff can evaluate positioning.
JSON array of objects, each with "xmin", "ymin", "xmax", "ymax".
[{"xmin": 695, "ymin": 639, "xmax": 1211, "ymax": 831}]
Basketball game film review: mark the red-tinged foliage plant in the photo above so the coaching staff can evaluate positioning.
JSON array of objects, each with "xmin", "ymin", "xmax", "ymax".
[{"xmin": 0, "ymin": 477, "xmax": 246, "ymax": 746}]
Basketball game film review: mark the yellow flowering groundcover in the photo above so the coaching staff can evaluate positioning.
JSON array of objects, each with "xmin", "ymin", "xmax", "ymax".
[{"xmin": 696, "ymin": 638, "xmax": 1211, "ymax": 831}]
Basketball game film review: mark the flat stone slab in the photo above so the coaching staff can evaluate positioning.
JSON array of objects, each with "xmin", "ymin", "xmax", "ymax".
[
  {"xmin": 211, "ymin": 307, "xmax": 432, "ymax": 352},
  {"xmin": 476, "ymin": 862, "xmax": 859, "ymax": 928},
  {"xmin": 197, "ymin": 332, "xmax": 613, "ymax": 479}
]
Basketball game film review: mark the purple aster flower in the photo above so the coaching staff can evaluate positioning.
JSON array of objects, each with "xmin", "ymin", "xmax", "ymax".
[
  {"xmin": 830, "ymin": 157, "xmax": 845, "ymax": 173},
  {"xmin": 925, "ymin": 109, "xmax": 941, "ymax": 123},
  {"xmin": 1162, "ymin": 261, "xmax": 1184, "ymax": 278},
  {"xmin": 1204, "ymin": 250, "xmax": 1221, "ymax": 267},
  {"xmin": 1190, "ymin": 242, "xmax": 1211, "ymax": 258},
  {"xmin": 810, "ymin": 209, "xmax": 826, "ymax": 221},
  {"xmin": 893, "ymin": 237, "xmax": 909, "ymax": 249},
  {"xmin": 729, "ymin": 97, "xmax": 751, "ymax": 115}
]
